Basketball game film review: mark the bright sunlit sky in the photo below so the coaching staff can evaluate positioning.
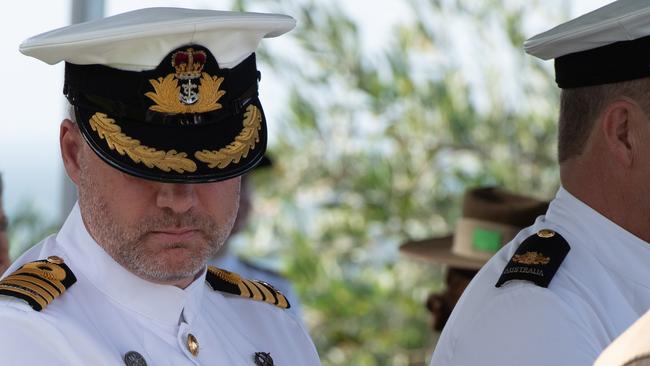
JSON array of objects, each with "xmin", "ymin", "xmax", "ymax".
[{"xmin": 0, "ymin": 0, "xmax": 611, "ymax": 224}]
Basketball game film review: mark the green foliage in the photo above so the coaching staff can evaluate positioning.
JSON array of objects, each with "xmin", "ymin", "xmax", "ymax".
[
  {"xmin": 236, "ymin": 0, "xmax": 565, "ymax": 365},
  {"xmin": 8, "ymin": 201, "xmax": 60, "ymax": 259}
]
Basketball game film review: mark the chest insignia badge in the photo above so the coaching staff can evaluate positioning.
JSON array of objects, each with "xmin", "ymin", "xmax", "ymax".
[
  {"xmin": 123, "ymin": 351, "xmax": 147, "ymax": 366},
  {"xmin": 253, "ymin": 351, "xmax": 274, "ymax": 366}
]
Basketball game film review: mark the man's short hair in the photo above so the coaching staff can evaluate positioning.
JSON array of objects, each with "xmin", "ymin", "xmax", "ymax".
[{"xmin": 558, "ymin": 78, "xmax": 650, "ymax": 162}]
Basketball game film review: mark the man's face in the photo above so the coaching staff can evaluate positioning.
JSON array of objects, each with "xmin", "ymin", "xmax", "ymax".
[{"xmin": 75, "ymin": 142, "xmax": 239, "ymax": 285}]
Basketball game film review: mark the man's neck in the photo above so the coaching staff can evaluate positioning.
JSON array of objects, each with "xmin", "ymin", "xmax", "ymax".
[{"xmin": 561, "ymin": 160, "xmax": 650, "ymax": 243}]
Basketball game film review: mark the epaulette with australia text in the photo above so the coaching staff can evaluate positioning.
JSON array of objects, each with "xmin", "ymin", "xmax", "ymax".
[
  {"xmin": 205, "ymin": 266, "xmax": 290, "ymax": 309},
  {"xmin": 495, "ymin": 229, "xmax": 570, "ymax": 288},
  {"xmin": 0, "ymin": 256, "xmax": 76, "ymax": 311}
]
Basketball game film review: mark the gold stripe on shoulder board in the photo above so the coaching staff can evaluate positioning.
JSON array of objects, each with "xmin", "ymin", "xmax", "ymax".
[
  {"xmin": 206, "ymin": 266, "xmax": 291, "ymax": 309},
  {"xmin": 0, "ymin": 257, "xmax": 77, "ymax": 311}
]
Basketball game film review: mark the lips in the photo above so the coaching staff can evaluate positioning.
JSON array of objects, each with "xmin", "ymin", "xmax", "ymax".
[{"xmin": 148, "ymin": 228, "xmax": 201, "ymax": 242}]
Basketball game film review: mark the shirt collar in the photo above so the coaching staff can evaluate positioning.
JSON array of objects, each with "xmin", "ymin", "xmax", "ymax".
[
  {"xmin": 545, "ymin": 186, "xmax": 650, "ymax": 289},
  {"xmin": 55, "ymin": 203, "xmax": 207, "ymax": 328}
]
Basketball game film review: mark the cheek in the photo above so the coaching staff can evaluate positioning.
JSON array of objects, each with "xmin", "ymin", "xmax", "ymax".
[
  {"xmin": 196, "ymin": 180, "xmax": 240, "ymax": 219},
  {"xmin": 82, "ymin": 151, "xmax": 157, "ymax": 215}
]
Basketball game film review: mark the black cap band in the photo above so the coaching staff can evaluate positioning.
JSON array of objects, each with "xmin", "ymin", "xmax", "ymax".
[
  {"xmin": 64, "ymin": 52, "xmax": 259, "ymax": 124},
  {"xmin": 555, "ymin": 35, "xmax": 650, "ymax": 89}
]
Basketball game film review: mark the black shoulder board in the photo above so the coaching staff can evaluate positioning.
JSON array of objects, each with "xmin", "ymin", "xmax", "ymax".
[
  {"xmin": 495, "ymin": 229, "xmax": 570, "ymax": 288},
  {"xmin": 205, "ymin": 266, "xmax": 291, "ymax": 309},
  {"xmin": 0, "ymin": 256, "xmax": 77, "ymax": 311}
]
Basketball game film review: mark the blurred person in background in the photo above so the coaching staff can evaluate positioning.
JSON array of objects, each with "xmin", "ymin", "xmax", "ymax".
[
  {"xmin": 431, "ymin": 1, "xmax": 650, "ymax": 365},
  {"xmin": 400, "ymin": 187, "xmax": 548, "ymax": 333},
  {"xmin": 0, "ymin": 174, "xmax": 10, "ymax": 274},
  {"xmin": 208, "ymin": 155, "xmax": 303, "ymax": 318}
]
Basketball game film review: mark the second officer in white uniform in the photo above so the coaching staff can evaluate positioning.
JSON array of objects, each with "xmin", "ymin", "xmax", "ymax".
[{"xmin": 431, "ymin": 1, "xmax": 650, "ymax": 365}]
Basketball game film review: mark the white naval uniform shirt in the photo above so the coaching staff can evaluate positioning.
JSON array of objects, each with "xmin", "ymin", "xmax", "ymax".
[
  {"xmin": 209, "ymin": 252, "xmax": 303, "ymax": 318},
  {"xmin": 430, "ymin": 187, "xmax": 650, "ymax": 366},
  {"xmin": 0, "ymin": 204, "xmax": 320, "ymax": 366}
]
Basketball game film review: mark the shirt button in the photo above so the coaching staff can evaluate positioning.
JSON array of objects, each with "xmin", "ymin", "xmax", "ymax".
[
  {"xmin": 537, "ymin": 229, "xmax": 555, "ymax": 238},
  {"xmin": 187, "ymin": 333, "xmax": 199, "ymax": 357},
  {"xmin": 46, "ymin": 255, "xmax": 65, "ymax": 264}
]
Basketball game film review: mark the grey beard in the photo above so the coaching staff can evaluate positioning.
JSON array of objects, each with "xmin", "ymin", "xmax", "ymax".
[{"xmin": 77, "ymin": 167, "xmax": 233, "ymax": 283}]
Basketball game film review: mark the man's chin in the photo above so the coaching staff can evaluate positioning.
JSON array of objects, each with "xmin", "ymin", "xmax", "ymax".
[
  {"xmin": 157, "ymin": 247, "xmax": 206, "ymax": 270},
  {"xmin": 126, "ymin": 246, "xmax": 208, "ymax": 284},
  {"xmin": 133, "ymin": 261, "xmax": 205, "ymax": 285}
]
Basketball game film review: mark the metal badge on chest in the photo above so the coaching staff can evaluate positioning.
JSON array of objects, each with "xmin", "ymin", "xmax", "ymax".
[
  {"xmin": 253, "ymin": 351, "xmax": 274, "ymax": 366},
  {"xmin": 123, "ymin": 351, "xmax": 147, "ymax": 366}
]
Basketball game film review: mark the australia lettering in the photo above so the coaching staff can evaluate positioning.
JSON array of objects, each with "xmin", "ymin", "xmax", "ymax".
[{"xmin": 503, "ymin": 266, "xmax": 544, "ymax": 277}]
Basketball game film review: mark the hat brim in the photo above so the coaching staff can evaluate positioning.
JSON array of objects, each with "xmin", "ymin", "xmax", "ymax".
[
  {"xmin": 399, "ymin": 236, "xmax": 486, "ymax": 270},
  {"xmin": 75, "ymin": 98, "xmax": 267, "ymax": 183}
]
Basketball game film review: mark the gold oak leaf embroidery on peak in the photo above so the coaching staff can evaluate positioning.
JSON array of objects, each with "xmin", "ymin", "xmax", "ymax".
[
  {"xmin": 89, "ymin": 113, "xmax": 197, "ymax": 173},
  {"xmin": 194, "ymin": 105, "xmax": 262, "ymax": 169},
  {"xmin": 145, "ymin": 72, "xmax": 226, "ymax": 114}
]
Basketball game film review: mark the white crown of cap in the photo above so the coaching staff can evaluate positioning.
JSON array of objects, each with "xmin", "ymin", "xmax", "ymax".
[
  {"xmin": 20, "ymin": 7, "xmax": 296, "ymax": 71},
  {"xmin": 524, "ymin": 0, "xmax": 650, "ymax": 60}
]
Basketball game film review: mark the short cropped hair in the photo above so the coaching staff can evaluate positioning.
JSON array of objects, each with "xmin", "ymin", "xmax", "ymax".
[
  {"xmin": 68, "ymin": 103, "xmax": 77, "ymax": 124},
  {"xmin": 558, "ymin": 78, "xmax": 650, "ymax": 162}
]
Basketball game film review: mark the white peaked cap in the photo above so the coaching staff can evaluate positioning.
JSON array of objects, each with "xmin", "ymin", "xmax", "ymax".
[
  {"xmin": 522, "ymin": 0, "xmax": 650, "ymax": 88},
  {"xmin": 18, "ymin": 8, "xmax": 295, "ymax": 184},
  {"xmin": 20, "ymin": 7, "xmax": 296, "ymax": 70},
  {"xmin": 525, "ymin": 0, "xmax": 650, "ymax": 60}
]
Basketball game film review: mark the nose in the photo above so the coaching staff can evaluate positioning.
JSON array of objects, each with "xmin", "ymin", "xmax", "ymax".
[{"xmin": 155, "ymin": 183, "xmax": 196, "ymax": 213}]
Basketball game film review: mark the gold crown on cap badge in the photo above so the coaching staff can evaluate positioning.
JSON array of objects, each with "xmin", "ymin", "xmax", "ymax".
[{"xmin": 172, "ymin": 48, "xmax": 206, "ymax": 80}]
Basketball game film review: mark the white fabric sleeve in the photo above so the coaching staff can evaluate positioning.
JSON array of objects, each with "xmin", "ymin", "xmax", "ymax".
[
  {"xmin": 0, "ymin": 305, "xmax": 87, "ymax": 366},
  {"xmin": 430, "ymin": 285, "xmax": 601, "ymax": 366}
]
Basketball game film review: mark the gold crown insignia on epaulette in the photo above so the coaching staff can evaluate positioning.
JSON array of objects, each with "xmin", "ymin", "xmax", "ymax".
[
  {"xmin": 205, "ymin": 266, "xmax": 290, "ymax": 309},
  {"xmin": 0, "ymin": 256, "xmax": 77, "ymax": 311}
]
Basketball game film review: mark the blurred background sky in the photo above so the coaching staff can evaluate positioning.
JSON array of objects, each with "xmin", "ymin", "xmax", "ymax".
[{"xmin": 1, "ymin": 0, "xmax": 608, "ymax": 225}]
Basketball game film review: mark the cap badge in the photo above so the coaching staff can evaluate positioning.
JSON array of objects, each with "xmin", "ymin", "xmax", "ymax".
[
  {"xmin": 145, "ymin": 47, "xmax": 226, "ymax": 114},
  {"xmin": 173, "ymin": 48, "xmax": 206, "ymax": 80},
  {"xmin": 512, "ymin": 251, "xmax": 550, "ymax": 265}
]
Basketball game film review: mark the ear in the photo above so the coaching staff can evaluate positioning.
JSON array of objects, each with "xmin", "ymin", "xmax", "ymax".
[
  {"xmin": 60, "ymin": 119, "xmax": 84, "ymax": 185},
  {"xmin": 600, "ymin": 100, "xmax": 636, "ymax": 167}
]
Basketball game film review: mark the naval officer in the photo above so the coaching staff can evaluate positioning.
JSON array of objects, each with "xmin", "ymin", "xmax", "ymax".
[
  {"xmin": 430, "ymin": 1, "xmax": 650, "ymax": 365},
  {"xmin": 0, "ymin": 7, "xmax": 320, "ymax": 366}
]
